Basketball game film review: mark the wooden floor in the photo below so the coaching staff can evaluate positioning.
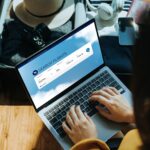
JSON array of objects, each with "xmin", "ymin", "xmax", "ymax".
[{"xmin": 0, "ymin": 72, "xmax": 62, "ymax": 150}]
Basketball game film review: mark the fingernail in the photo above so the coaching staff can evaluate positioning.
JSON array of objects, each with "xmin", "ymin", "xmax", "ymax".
[
  {"xmin": 95, "ymin": 106, "xmax": 99, "ymax": 109},
  {"xmin": 89, "ymin": 97, "xmax": 92, "ymax": 100},
  {"xmin": 107, "ymin": 98, "xmax": 112, "ymax": 102},
  {"xmin": 90, "ymin": 96, "xmax": 94, "ymax": 99},
  {"xmin": 91, "ymin": 92, "xmax": 94, "ymax": 95},
  {"xmin": 84, "ymin": 112, "xmax": 87, "ymax": 115},
  {"xmin": 71, "ymin": 105, "xmax": 75, "ymax": 108},
  {"xmin": 99, "ymin": 95, "xmax": 102, "ymax": 99}
]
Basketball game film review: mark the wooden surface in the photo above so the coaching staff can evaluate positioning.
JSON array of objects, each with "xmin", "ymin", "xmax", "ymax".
[
  {"xmin": 0, "ymin": 69, "xmax": 132, "ymax": 150},
  {"xmin": 0, "ymin": 76, "xmax": 62, "ymax": 150}
]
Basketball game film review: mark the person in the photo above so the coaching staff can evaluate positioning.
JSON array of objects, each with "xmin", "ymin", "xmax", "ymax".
[{"xmin": 61, "ymin": 3, "xmax": 150, "ymax": 150}]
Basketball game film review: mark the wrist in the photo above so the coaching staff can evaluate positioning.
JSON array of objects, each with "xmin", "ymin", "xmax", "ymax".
[{"xmin": 126, "ymin": 111, "xmax": 135, "ymax": 123}]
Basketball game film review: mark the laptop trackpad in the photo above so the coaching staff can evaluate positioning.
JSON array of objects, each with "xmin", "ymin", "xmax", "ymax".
[{"xmin": 92, "ymin": 113, "xmax": 123, "ymax": 142}]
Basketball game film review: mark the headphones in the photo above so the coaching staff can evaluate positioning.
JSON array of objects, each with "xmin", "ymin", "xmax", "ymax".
[{"xmin": 86, "ymin": 0, "xmax": 124, "ymax": 20}]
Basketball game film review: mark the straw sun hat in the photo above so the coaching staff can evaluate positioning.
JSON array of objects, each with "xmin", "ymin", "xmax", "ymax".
[{"xmin": 13, "ymin": 0, "xmax": 75, "ymax": 29}]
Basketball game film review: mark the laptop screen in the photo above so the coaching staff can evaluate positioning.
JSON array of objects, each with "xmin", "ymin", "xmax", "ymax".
[{"xmin": 17, "ymin": 20, "xmax": 104, "ymax": 109}]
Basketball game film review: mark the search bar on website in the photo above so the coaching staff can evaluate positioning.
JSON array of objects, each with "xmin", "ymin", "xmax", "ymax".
[{"xmin": 34, "ymin": 43, "xmax": 93, "ymax": 89}]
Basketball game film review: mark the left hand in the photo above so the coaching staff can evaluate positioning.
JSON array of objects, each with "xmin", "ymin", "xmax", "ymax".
[{"xmin": 62, "ymin": 105, "xmax": 97, "ymax": 144}]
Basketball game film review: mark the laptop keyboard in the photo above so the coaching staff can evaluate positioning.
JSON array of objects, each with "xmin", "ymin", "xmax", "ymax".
[{"xmin": 44, "ymin": 70, "xmax": 125, "ymax": 137}]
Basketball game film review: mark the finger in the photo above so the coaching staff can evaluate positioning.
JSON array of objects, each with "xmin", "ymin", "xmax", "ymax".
[
  {"xmin": 96, "ymin": 106, "xmax": 112, "ymax": 120},
  {"xmin": 66, "ymin": 113, "xmax": 74, "ymax": 128},
  {"xmin": 91, "ymin": 89, "xmax": 106, "ymax": 95},
  {"xmin": 91, "ymin": 90, "xmax": 101, "ymax": 95},
  {"xmin": 84, "ymin": 112, "xmax": 93, "ymax": 124},
  {"xmin": 75, "ymin": 105, "xmax": 85, "ymax": 120},
  {"xmin": 90, "ymin": 95, "xmax": 111, "ymax": 108},
  {"xmin": 62, "ymin": 121, "xmax": 72, "ymax": 135},
  {"xmin": 91, "ymin": 86, "xmax": 109, "ymax": 95},
  {"xmin": 91, "ymin": 89, "xmax": 111, "ymax": 99},
  {"xmin": 109, "ymin": 87, "xmax": 119, "ymax": 95},
  {"xmin": 69, "ymin": 105, "xmax": 79, "ymax": 123},
  {"xmin": 102, "ymin": 87, "xmax": 116, "ymax": 96}
]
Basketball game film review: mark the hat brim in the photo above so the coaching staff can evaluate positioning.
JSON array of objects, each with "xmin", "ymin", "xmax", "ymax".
[{"xmin": 13, "ymin": 0, "xmax": 75, "ymax": 29}]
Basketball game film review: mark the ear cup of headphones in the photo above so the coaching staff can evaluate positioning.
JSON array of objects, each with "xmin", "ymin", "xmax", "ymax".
[
  {"xmin": 112, "ymin": 0, "xmax": 124, "ymax": 12},
  {"xmin": 98, "ymin": 3, "xmax": 114, "ymax": 20}
]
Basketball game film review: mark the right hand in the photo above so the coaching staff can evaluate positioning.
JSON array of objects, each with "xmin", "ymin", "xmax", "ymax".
[
  {"xmin": 62, "ymin": 105, "xmax": 97, "ymax": 144},
  {"xmin": 90, "ymin": 87, "xmax": 134, "ymax": 123}
]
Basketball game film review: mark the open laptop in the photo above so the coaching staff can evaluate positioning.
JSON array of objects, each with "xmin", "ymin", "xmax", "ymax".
[{"xmin": 16, "ymin": 19, "xmax": 132, "ymax": 150}]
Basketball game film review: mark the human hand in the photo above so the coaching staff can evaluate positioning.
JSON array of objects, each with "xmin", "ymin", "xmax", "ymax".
[
  {"xmin": 62, "ymin": 105, "xmax": 97, "ymax": 144},
  {"xmin": 90, "ymin": 87, "xmax": 134, "ymax": 123}
]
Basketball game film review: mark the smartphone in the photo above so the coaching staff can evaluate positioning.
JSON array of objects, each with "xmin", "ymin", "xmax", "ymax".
[{"xmin": 118, "ymin": 17, "xmax": 136, "ymax": 46}]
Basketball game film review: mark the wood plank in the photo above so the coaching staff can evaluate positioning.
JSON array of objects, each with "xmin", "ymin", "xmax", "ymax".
[
  {"xmin": 0, "ymin": 93, "xmax": 62, "ymax": 150},
  {"xmin": 0, "ymin": 70, "xmax": 63, "ymax": 150}
]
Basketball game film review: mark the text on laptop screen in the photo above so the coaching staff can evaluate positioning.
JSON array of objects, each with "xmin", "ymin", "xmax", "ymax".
[{"xmin": 18, "ymin": 22, "xmax": 104, "ymax": 109}]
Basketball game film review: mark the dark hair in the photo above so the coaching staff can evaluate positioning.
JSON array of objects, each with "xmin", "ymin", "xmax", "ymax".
[{"xmin": 133, "ymin": 4, "xmax": 150, "ymax": 150}]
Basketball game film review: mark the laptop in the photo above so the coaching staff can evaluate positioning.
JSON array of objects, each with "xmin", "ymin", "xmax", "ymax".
[{"xmin": 16, "ymin": 19, "xmax": 132, "ymax": 150}]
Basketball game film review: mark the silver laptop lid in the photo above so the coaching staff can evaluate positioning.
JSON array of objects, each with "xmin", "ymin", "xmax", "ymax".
[{"xmin": 16, "ymin": 19, "xmax": 104, "ymax": 111}]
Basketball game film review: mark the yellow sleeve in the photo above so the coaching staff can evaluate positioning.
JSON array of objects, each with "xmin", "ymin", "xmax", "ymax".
[
  {"xmin": 70, "ymin": 138, "xmax": 110, "ymax": 150},
  {"xmin": 118, "ymin": 129, "xmax": 143, "ymax": 150}
]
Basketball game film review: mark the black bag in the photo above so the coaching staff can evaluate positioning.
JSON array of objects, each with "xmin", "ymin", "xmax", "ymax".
[{"xmin": 0, "ymin": 19, "xmax": 65, "ymax": 66}]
